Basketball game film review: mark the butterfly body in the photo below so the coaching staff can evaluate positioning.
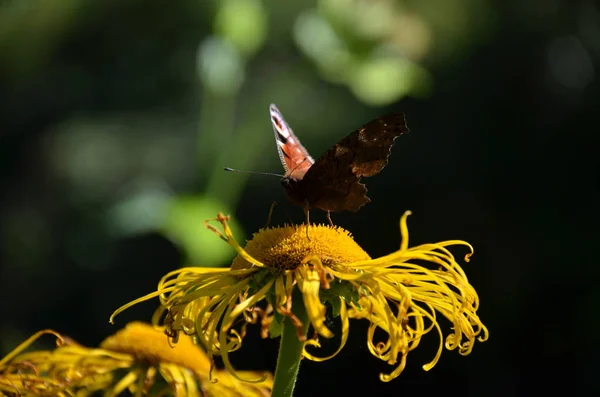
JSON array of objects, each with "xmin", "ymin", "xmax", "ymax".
[{"xmin": 270, "ymin": 104, "xmax": 408, "ymax": 221}]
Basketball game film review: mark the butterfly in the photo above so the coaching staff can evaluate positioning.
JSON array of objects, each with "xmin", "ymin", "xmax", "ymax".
[{"xmin": 270, "ymin": 104, "xmax": 409, "ymax": 225}]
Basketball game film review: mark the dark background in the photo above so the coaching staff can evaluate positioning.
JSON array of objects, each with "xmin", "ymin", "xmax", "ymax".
[{"xmin": 0, "ymin": 0, "xmax": 597, "ymax": 396}]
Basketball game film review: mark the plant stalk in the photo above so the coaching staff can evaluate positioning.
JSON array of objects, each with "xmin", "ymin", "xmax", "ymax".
[{"xmin": 271, "ymin": 292, "xmax": 309, "ymax": 397}]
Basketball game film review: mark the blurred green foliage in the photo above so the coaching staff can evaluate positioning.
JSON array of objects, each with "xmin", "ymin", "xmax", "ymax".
[
  {"xmin": 215, "ymin": 0, "xmax": 268, "ymax": 57},
  {"xmin": 163, "ymin": 196, "xmax": 242, "ymax": 266}
]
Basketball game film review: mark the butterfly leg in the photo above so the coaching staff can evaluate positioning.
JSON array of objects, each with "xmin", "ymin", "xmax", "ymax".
[
  {"xmin": 265, "ymin": 201, "xmax": 278, "ymax": 228},
  {"xmin": 303, "ymin": 206, "xmax": 311, "ymax": 240},
  {"xmin": 285, "ymin": 206, "xmax": 294, "ymax": 225},
  {"xmin": 326, "ymin": 211, "xmax": 334, "ymax": 226}
]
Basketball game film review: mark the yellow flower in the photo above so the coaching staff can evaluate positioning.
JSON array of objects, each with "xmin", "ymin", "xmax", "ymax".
[
  {"xmin": 111, "ymin": 211, "xmax": 488, "ymax": 382},
  {"xmin": 0, "ymin": 322, "xmax": 272, "ymax": 397}
]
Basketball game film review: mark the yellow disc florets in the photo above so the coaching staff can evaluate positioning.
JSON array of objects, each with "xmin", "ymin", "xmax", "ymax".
[
  {"xmin": 231, "ymin": 224, "xmax": 371, "ymax": 271},
  {"xmin": 100, "ymin": 322, "xmax": 210, "ymax": 375}
]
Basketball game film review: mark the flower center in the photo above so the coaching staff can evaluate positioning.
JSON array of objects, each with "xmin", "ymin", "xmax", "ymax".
[
  {"xmin": 100, "ymin": 322, "xmax": 210, "ymax": 373},
  {"xmin": 232, "ymin": 224, "xmax": 371, "ymax": 271}
]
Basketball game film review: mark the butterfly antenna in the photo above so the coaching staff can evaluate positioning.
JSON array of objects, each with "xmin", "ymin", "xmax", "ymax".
[{"xmin": 224, "ymin": 168, "xmax": 284, "ymax": 178}]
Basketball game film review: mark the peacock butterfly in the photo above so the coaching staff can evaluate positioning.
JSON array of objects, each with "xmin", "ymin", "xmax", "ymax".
[{"xmin": 270, "ymin": 104, "xmax": 408, "ymax": 225}]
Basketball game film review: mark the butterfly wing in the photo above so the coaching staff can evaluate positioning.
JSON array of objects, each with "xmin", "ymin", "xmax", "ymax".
[
  {"xmin": 270, "ymin": 104, "xmax": 314, "ymax": 180},
  {"xmin": 294, "ymin": 112, "xmax": 409, "ymax": 212}
]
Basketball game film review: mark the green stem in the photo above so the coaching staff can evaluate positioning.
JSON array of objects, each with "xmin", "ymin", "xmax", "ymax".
[{"xmin": 271, "ymin": 293, "xmax": 310, "ymax": 397}]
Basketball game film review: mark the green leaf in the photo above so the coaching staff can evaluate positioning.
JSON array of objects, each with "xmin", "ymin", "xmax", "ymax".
[
  {"xmin": 320, "ymin": 280, "xmax": 360, "ymax": 317},
  {"xmin": 269, "ymin": 311, "xmax": 284, "ymax": 338}
]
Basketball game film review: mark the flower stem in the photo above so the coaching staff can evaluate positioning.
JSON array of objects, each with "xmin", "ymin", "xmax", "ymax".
[{"xmin": 271, "ymin": 292, "xmax": 309, "ymax": 397}]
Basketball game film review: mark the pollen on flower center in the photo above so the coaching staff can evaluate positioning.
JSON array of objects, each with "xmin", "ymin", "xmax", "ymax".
[
  {"xmin": 100, "ymin": 322, "xmax": 210, "ymax": 374},
  {"xmin": 232, "ymin": 224, "xmax": 371, "ymax": 271}
]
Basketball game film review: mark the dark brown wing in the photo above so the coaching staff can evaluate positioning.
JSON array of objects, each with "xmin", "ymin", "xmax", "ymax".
[{"xmin": 295, "ymin": 112, "xmax": 408, "ymax": 212}]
